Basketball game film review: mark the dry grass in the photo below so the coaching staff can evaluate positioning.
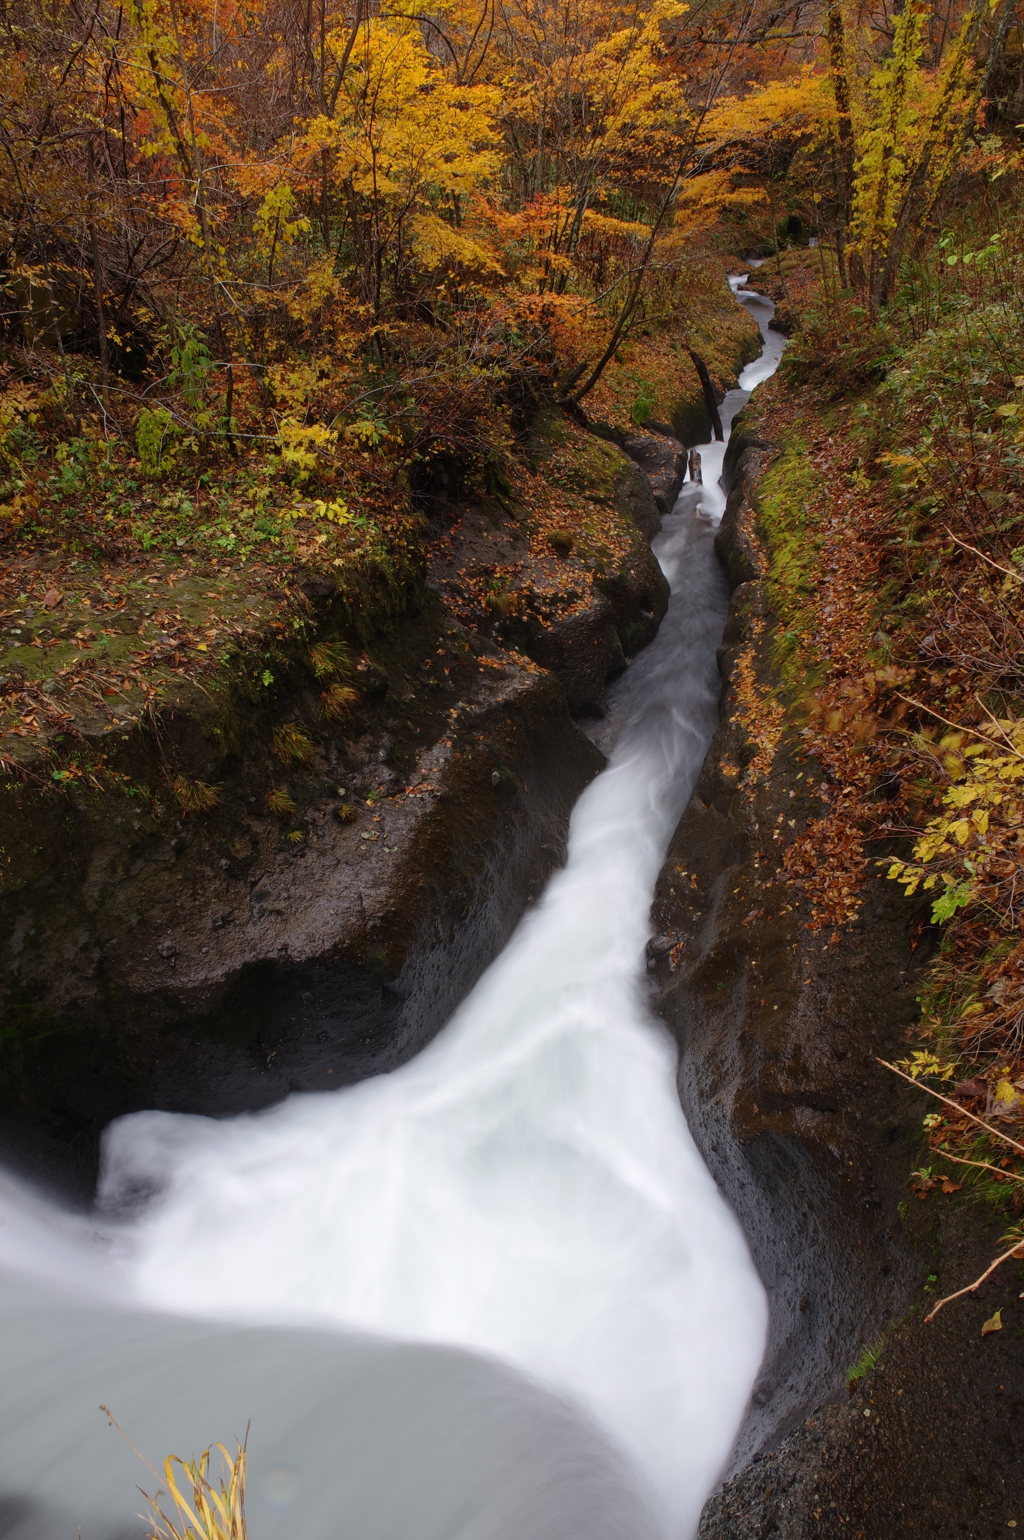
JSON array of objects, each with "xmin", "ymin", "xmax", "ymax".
[
  {"xmin": 101, "ymin": 1408, "xmax": 249, "ymax": 1540},
  {"xmin": 272, "ymin": 722, "xmax": 314, "ymax": 765},
  {"xmin": 266, "ymin": 787, "xmax": 297, "ymax": 816},
  {"xmin": 171, "ymin": 776, "xmax": 222, "ymax": 816},
  {"xmin": 309, "ymin": 641, "xmax": 353, "ymax": 679},
  {"xmin": 322, "ymin": 683, "xmax": 358, "ymax": 721}
]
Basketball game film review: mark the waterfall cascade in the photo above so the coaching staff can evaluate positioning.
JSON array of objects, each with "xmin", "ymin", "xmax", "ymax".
[{"xmin": 0, "ymin": 278, "xmax": 783, "ymax": 1540}]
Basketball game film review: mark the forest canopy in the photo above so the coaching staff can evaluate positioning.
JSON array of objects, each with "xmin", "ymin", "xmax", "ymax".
[{"xmin": 0, "ymin": 0, "xmax": 1016, "ymax": 527}]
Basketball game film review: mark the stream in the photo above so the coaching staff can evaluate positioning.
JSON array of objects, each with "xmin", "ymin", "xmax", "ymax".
[{"xmin": 0, "ymin": 279, "xmax": 784, "ymax": 1540}]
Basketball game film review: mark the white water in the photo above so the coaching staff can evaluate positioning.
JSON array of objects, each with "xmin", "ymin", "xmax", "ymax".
[{"xmin": 0, "ymin": 280, "xmax": 782, "ymax": 1540}]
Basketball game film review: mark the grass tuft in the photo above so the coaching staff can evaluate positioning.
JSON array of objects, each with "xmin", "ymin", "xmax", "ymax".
[
  {"xmin": 171, "ymin": 775, "xmax": 221, "ymax": 816},
  {"xmin": 266, "ymin": 787, "xmax": 297, "ymax": 816},
  {"xmin": 322, "ymin": 683, "xmax": 359, "ymax": 721},
  {"xmin": 272, "ymin": 722, "xmax": 314, "ymax": 766},
  {"xmin": 847, "ymin": 1334, "xmax": 886, "ymax": 1387},
  {"xmin": 309, "ymin": 641, "xmax": 353, "ymax": 679},
  {"xmin": 101, "ymin": 1407, "xmax": 248, "ymax": 1540}
]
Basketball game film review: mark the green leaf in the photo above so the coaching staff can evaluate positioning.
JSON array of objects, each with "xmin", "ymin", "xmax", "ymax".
[{"xmin": 931, "ymin": 880, "xmax": 974, "ymax": 924}]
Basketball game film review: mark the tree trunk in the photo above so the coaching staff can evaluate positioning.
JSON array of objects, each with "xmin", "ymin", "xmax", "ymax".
[
  {"xmin": 86, "ymin": 141, "xmax": 110, "ymax": 413},
  {"xmin": 688, "ymin": 349, "xmax": 724, "ymax": 442},
  {"xmin": 825, "ymin": 3, "xmax": 864, "ymax": 287}
]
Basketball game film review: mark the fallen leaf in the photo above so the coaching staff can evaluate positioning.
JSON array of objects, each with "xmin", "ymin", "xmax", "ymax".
[
  {"xmin": 42, "ymin": 588, "xmax": 62, "ymax": 609},
  {"xmin": 940, "ymin": 1178, "xmax": 962, "ymax": 1194},
  {"xmin": 982, "ymin": 1309, "xmax": 1003, "ymax": 1336}
]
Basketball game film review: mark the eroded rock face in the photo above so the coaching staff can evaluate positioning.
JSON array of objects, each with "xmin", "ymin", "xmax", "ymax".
[
  {"xmin": 620, "ymin": 432, "xmax": 688, "ymax": 516},
  {"xmin": 0, "ymin": 639, "xmax": 602, "ymax": 1188},
  {"xmin": 650, "ymin": 435, "xmax": 926, "ymax": 1451},
  {"xmin": 654, "ymin": 435, "xmax": 1024, "ymax": 1539},
  {"xmin": 426, "ymin": 429, "xmax": 669, "ymax": 716},
  {"xmin": 527, "ymin": 542, "xmax": 668, "ymax": 716}
]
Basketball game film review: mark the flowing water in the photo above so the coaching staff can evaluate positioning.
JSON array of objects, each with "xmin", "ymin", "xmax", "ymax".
[{"xmin": 0, "ymin": 280, "xmax": 783, "ymax": 1540}]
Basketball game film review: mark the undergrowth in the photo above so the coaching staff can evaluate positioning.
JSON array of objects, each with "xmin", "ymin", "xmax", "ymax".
[{"xmin": 747, "ymin": 161, "xmax": 1024, "ymax": 1307}]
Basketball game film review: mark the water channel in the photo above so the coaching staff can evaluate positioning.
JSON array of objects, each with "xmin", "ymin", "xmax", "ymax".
[{"xmin": 0, "ymin": 278, "xmax": 785, "ymax": 1540}]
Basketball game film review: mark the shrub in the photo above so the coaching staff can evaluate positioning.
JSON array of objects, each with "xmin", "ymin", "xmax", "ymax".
[{"xmin": 136, "ymin": 407, "xmax": 181, "ymax": 478}]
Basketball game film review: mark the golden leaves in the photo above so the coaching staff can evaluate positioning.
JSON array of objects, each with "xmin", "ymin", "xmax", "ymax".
[
  {"xmin": 410, "ymin": 214, "xmax": 505, "ymax": 275},
  {"xmin": 885, "ymin": 718, "xmax": 1024, "ymax": 924}
]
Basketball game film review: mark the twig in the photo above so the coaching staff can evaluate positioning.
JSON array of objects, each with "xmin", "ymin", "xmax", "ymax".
[
  {"xmin": 0, "ymin": 752, "xmax": 48, "ymax": 787},
  {"xmin": 973, "ymin": 695, "xmax": 1024, "ymax": 762},
  {"xmin": 100, "ymin": 1406, "xmax": 163, "ymax": 1483},
  {"xmin": 893, "ymin": 694, "xmax": 1015, "ymax": 758},
  {"xmin": 933, "ymin": 1147, "xmax": 1024, "ymax": 1183},
  {"xmin": 923, "ymin": 1238, "xmax": 1024, "ymax": 1324},
  {"xmin": 878, "ymin": 1059, "xmax": 1024, "ymax": 1156},
  {"xmin": 944, "ymin": 528, "xmax": 1024, "ymax": 585}
]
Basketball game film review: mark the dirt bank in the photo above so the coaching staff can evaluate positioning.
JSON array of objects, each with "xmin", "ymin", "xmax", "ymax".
[{"xmin": 650, "ymin": 432, "xmax": 1024, "ymax": 1537}]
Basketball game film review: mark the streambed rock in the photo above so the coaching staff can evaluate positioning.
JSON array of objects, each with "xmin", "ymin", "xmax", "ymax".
[
  {"xmin": 619, "ymin": 431, "xmax": 688, "ymax": 516},
  {"xmin": 427, "ymin": 422, "xmax": 669, "ymax": 716},
  {"xmin": 0, "ymin": 614, "xmax": 602, "ymax": 1190},
  {"xmin": 652, "ymin": 432, "xmax": 1024, "ymax": 1537}
]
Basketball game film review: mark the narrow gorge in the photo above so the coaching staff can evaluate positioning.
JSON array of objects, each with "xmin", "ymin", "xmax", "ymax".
[{"xmin": 2, "ymin": 5, "xmax": 1023, "ymax": 1529}]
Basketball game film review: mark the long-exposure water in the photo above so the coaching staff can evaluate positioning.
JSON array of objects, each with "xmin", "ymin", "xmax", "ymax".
[{"xmin": 0, "ymin": 279, "xmax": 783, "ymax": 1540}]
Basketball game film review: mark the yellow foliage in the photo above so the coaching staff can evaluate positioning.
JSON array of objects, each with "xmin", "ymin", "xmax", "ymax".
[
  {"xmin": 289, "ymin": 497, "xmax": 351, "ymax": 523},
  {"xmin": 703, "ymin": 69, "xmax": 830, "ymax": 149},
  {"xmin": 250, "ymin": 181, "xmax": 310, "ymax": 258},
  {"xmin": 268, "ymin": 361, "xmax": 331, "ymax": 414},
  {"xmin": 411, "ymin": 212, "xmax": 504, "ymax": 274},
  {"xmin": 295, "ymin": 17, "xmax": 501, "ymax": 240},
  {"xmin": 887, "ymin": 718, "xmax": 1024, "ymax": 924},
  {"xmin": 275, "ymin": 421, "xmax": 338, "ymax": 479}
]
